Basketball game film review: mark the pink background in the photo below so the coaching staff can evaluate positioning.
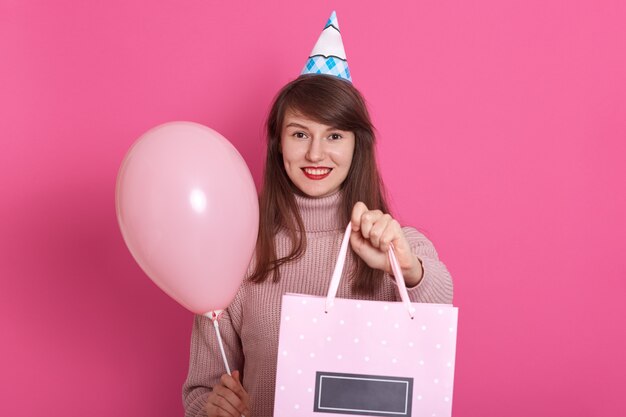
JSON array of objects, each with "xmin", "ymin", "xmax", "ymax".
[{"xmin": 1, "ymin": 1, "xmax": 625, "ymax": 416}]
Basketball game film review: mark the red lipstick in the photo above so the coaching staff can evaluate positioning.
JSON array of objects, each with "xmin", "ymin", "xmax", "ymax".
[{"xmin": 301, "ymin": 167, "xmax": 332, "ymax": 180}]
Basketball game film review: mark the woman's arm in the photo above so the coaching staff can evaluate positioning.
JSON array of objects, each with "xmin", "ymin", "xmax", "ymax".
[{"xmin": 350, "ymin": 201, "xmax": 453, "ymax": 304}]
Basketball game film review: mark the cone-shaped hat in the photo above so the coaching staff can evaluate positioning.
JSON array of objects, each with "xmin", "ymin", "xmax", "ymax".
[{"xmin": 301, "ymin": 11, "xmax": 352, "ymax": 82}]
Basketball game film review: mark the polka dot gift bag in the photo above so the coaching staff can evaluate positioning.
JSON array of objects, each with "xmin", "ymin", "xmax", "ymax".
[{"xmin": 274, "ymin": 224, "xmax": 459, "ymax": 416}]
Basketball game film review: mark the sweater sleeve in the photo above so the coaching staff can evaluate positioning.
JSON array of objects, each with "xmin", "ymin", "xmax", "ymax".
[
  {"xmin": 389, "ymin": 226, "xmax": 454, "ymax": 304},
  {"xmin": 182, "ymin": 289, "xmax": 245, "ymax": 417}
]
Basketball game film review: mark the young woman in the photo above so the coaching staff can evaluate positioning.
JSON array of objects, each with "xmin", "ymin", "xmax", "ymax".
[{"xmin": 182, "ymin": 74, "xmax": 453, "ymax": 417}]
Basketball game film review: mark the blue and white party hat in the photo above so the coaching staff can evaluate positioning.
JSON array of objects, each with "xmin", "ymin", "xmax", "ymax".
[{"xmin": 301, "ymin": 11, "xmax": 352, "ymax": 82}]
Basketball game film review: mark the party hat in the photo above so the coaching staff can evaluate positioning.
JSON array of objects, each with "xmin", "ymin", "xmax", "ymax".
[{"xmin": 301, "ymin": 11, "xmax": 352, "ymax": 82}]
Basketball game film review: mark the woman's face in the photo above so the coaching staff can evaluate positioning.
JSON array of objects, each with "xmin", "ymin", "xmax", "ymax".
[{"xmin": 280, "ymin": 108, "xmax": 356, "ymax": 198}]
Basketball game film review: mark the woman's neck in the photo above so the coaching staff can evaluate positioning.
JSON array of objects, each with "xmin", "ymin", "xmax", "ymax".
[{"xmin": 292, "ymin": 190, "xmax": 345, "ymax": 233}]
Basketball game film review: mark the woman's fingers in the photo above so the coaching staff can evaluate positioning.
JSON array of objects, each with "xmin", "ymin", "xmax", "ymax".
[
  {"xmin": 351, "ymin": 202, "xmax": 385, "ymax": 240},
  {"xmin": 225, "ymin": 371, "xmax": 250, "ymax": 413},
  {"xmin": 213, "ymin": 385, "xmax": 244, "ymax": 415},
  {"xmin": 368, "ymin": 213, "xmax": 392, "ymax": 249},
  {"xmin": 207, "ymin": 389, "xmax": 240, "ymax": 416},
  {"xmin": 220, "ymin": 371, "xmax": 249, "ymax": 415},
  {"xmin": 350, "ymin": 201, "xmax": 368, "ymax": 231},
  {"xmin": 206, "ymin": 372, "xmax": 251, "ymax": 417},
  {"xmin": 374, "ymin": 218, "xmax": 394, "ymax": 253},
  {"xmin": 350, "ymin": 203, "xmax": 421, "ymax": 281},
  {"xmin": 352, "ymin": 202, "xmax": 398, "ymax": 249},
  {"xmin": 360, "ymin": 209, "xmax": 384, "ymax": 239}
]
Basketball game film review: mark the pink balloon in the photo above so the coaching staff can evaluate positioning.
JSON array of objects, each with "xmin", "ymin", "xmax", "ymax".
[{"xmin": 115, "ymin": 122, "xmax": 259, "ymax": 314}]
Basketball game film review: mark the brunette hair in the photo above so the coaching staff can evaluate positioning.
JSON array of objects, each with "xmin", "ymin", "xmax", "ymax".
[{"xmin": 249, "ymin": 74, "xmax": 390, "ymax": 295}]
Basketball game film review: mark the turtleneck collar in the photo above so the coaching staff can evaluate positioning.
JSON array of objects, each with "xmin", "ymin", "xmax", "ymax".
[{"xmin": 292, "ymin": 190, "xmax": 346, "ymax": 233}]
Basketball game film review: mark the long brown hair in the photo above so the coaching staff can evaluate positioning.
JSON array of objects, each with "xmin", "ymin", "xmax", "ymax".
[{"xmin": 249, "ymin": 74, "xmax": 390, "ymax": 295}]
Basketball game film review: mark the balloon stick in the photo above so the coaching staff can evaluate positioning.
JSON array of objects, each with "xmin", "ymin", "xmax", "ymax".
[
  {"xmin": 206, "ymin": 310, "xmax": 232, "ymax": 375},
  {"xmin": 206, "ymin": 311, "xmax": 244, "ymax": 417}
]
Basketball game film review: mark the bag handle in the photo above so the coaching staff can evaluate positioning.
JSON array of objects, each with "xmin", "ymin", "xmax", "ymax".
[{"xmin": 325, "ymin": 223, "xmax": 415, "ymax": 318}]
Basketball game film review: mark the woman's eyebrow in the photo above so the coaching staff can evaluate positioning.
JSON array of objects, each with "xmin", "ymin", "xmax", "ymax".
[
  {"xmin": 285, "ymin": 122, "xmax": 344, "ymax": 132},
  {"xmin": 285, "ymin": 122, "xmax": 309, "ymax": 129}
]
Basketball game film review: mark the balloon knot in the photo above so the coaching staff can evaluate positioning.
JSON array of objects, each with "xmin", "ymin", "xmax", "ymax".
[{"xmin": 209, "ymin": 309, "xmax": 224, "ymax": 322}]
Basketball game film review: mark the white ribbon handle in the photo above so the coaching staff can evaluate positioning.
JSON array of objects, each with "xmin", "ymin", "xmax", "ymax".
[{"xmin": 325, "ymin": 223, "xmax": 415, "ymax": 318}]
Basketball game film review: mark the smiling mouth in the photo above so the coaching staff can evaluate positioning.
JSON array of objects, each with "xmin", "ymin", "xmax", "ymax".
[{"xmin": 302, "ymin": 167, "xmax": 332, "ymax": 180}]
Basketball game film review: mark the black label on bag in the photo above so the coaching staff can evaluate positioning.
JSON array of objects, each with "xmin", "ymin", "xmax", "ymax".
[{"xmin": 313, "ymin": 371, "xmax": 413, "ymax": 416}]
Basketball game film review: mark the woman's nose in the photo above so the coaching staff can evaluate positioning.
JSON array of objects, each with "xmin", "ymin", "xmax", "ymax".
[{"xmin": 305, "ymin": 137, "xmax": 324, "ymax": 162}]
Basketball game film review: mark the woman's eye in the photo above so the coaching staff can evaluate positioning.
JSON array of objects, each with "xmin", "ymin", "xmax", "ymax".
[
  {"xmin": 329, "ymin": 133, "xmax": 342, "ymax": 140},
  {"xmin": 294, "ymin": 132, "xmax": 307, "ymax": 139}
]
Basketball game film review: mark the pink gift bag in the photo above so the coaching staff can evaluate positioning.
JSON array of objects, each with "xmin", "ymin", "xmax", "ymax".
[{"xmin": 274, "ymin": 224, "xmax": 458, "ymax": 417}]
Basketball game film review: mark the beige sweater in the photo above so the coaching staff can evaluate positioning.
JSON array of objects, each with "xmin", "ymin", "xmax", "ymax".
[{"xmin": 182, "ymin": 191, "xmax": 454, "ymax": 416}]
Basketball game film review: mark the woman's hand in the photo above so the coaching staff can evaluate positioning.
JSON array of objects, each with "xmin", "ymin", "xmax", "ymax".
[
  {"xmin": 205, "ymin": 370, "xmax": 251, "ymax": 417},
  {"xmin": 350, "ymin": 202, "xmax": 423, "ymax": 287}
]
